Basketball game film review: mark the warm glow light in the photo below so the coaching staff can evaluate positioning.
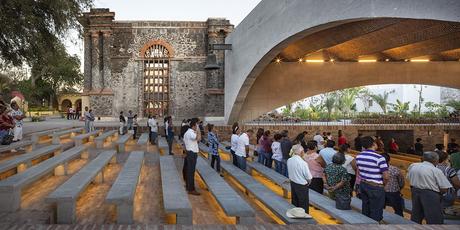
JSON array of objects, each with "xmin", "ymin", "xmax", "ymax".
[
  {"xmin": 358, "ymin": 59, "xmax": 377, "ymax": 63},
  {"xmin": 275, "ymin": 58, "xmax": 281, "ymax": 63},
  {"xmin": 298, "ymin": 58, "xmax": 303, "ymax": 62},
  {"xmin": 410, "ymin": 59, "xmax": 430, "ymax": 62},
  {"xmin": 330, "ymin": 59, "xmax": 335, "ymax": 62},
  {"xmin": 385, "ymin": 59, "xmax": 390, "ymax": 62},
  {"xmin": 305, "ymin": 59, "xmax": 324, "ymax": 63}
]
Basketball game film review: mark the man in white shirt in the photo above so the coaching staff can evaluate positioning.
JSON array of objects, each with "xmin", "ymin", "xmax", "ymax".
[
  {"xmin": 147, "ymin": 115, "xmax": 158, "ymax": 145},
  {"xmin": 183, "ymin": 118, "xmax": 201, "ymax": 195},
  {"xmin": 9, "ymin": 101, "xmax": 25, "ymax": 142},
  {"xmin": 287, "ymin": 144, "xmax": 313, "ymax": 213},
  {"xmin": 407, "ymin": 151, "xmax": 452, "ymax": 224},
  {"xmin": 230, "ymin": 126, "xmax": 240, "ymax": 167},
  {"xmin": 235, "ymin": 129, "xmax": 254, "ymax": 171},
  {"xmin": 313, "ymin": 132, "xmax": 325, "ymax": 150}
]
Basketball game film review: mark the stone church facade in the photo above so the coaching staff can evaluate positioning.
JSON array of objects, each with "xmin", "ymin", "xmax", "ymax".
[{"xmin": 79, "ymin": 8, "xmax": 233, "ymax": 119}]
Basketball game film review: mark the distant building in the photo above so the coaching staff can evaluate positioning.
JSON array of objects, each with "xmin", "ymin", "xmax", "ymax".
[{"xmin": 79, "ymin": 8, "xmax": 233, "ymax": 119}]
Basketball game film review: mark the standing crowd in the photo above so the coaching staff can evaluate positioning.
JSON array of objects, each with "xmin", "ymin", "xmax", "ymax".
[{"xmin": 222, "ymin": 125, "xmax": 460, "ymax": 224}]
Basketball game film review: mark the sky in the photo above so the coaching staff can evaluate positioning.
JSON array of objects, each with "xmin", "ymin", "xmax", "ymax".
[{"xmin": 65, "ymin": 0, "xmax": 262, "ymax": 69}]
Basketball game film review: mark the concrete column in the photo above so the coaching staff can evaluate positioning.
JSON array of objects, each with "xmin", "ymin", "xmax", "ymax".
[
  {"xmin": 444, "ymin": 131, "xmax": 449, "ymax": 150},
  {"xmin": 91, "ymin": 31, "xmax": 102, "ymax": 90},
  {"xmin": 83, "ymin": 33, "xmax": 92, "ymax": 92}
]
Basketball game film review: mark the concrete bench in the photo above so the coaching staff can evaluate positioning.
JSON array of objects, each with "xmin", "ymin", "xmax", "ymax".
[
  {"xmin": 247, "ymin": 161, "xmax": 291, "ymax": 198},
  {"xmin": 94, "ymin": 130, "xmax": 118, "ymax": 148},
  {"xmin": 196, "ymin": 157, "xmax": 255, "ymax": 224},
  {"xmin": 137, "ymin": 133, "xmax": 149, "ymax": 147},
  {"xmin": 105, "ymin": 151, "xmax": 144, "ymax": 224},
  {"xmin": 159, "ymin": 156, "xmax": 192, "ymax": 224},
  {"xmin": 30, "ymin": 126, "xmax": 74, "ymax": 146},
  {"xmin": 158, "ymin": 137, "xmax": 168, "ymax": 149},
  {"xmin": 219, "ymin": 160, "xmax": 316, "ymax": 224},
  {"xmin": 49, "ymin": 128, "xmax": 84, "ymax": 145},
  {"xmin": 0, "ymin": 145, "xmax": 87, "ymax": 212},
  {"xmin": 350, "ymin": 197, "xmax": 414, "ymax": 224},
  {"xmin": 115, "ymin": 133, "xmax": 133, "ymax": 153},
  {"xmin": 46, "ymin": 150, "xmax": 117, "ymax": 224},
  {"xmin": 72, "ymin": 129, "xmax": 102, "ymax": 146},
  {"xmin": 0, "ymin": 144, "xmax": 62, "ymax": 176},
  {"xmin": 0, "ymin": 140, "xmax": 34, "ymax": 153}
]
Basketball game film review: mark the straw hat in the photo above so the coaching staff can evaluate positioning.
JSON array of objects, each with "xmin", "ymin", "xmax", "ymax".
[{"xmin": 286, "ymin": 207, "xmax": 312, "ymax": 219}]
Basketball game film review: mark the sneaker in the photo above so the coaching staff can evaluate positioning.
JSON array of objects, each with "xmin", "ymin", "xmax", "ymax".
[{"xmin": 188, "ymin": 190, "xmax": 201, "ymax": 196}]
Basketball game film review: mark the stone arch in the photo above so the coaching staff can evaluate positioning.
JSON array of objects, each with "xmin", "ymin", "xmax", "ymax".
[
  {"xmin": 139, "ymin": 39, "xmax": 175, "ymax": 58},
  {"xmin": 61, "ymin": 99, "xmax": 72, "ymax": 111},
  {"xmin": 224, "ymin": 0, "xmax": 460, "ymax": 124}
]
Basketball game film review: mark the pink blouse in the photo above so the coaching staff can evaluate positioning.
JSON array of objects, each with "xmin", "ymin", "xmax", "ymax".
[{"xmin": 303, "ymin": 152, "xmax": 324, "ymax": 178}]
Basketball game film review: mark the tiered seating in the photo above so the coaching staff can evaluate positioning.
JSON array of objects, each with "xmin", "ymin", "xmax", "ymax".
[
  {"xmin": 196, "ymin": 157, "xmax": 256, "ymax": 224},
  {"xmin": 0, "ymin": 144, "xmax": 62, "ymax": 176},
  {"xmin": 72, "ymin": 129, "xmax": 102, "ymax": 146},
  {"xmin": 50, "ymin": 128, "xmax": 84, "ymax": 144},
  {"xmin": 0, "ymin": 145, "xmax": 87, "ymax": 212},
  {"xmin": 160, "ymin": 155, "xmax": 192, "ymax": 224},
  {"xmin": 0, "ymin": 140, "xmax": 35, "ymax": 154},
  {"xmin": 105, "ymin": 151, "xmax": 144, "ymax": 224},
  {"xmin": 137, "ymin": 133, "xmax": 149, "ymax": 147},
  {"xmin": 46, "ymin": 150, "xmax": 117, "ymax": 224},
  {"xmin": 115, "ymin": 133, "xmax": 133, "ymax": 153},
  {"xmin": 94, "ymin": 130, "xmax": 118, "ymax": 148}
]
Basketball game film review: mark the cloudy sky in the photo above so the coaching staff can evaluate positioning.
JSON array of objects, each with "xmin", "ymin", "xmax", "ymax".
[{"xmin": 66, "ymin": 0, "xmax": 261, "ymax": 70}]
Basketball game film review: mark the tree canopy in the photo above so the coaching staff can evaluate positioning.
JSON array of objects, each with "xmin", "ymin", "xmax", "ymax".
[{"xmin": 0, "ymin": 0, "xmax": 92, "ymax": 67}]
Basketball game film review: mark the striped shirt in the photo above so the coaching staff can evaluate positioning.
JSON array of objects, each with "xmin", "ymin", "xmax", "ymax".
[{"xmin": 356, "ymin": 150, "xmax": 388, "ymax": 184}]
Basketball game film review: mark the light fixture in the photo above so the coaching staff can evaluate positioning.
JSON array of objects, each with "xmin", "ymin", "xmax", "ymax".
[
  {"xmin": 410, "ymin": 59, "xmax": 429, "ymax": 62},
  {"xmin": 404, "ymin": 59, "xmax": 409, "ymax": 62},
  {"xmin": 358, "ymin": 59, "xmax": 377, "ymax": 63},
  {"xmin": 330, "ymin": 59, "xmax": 335, "ymax": 62},
  {"xmin": 385, "ymin": 59, "xmax": 390, "ymax": 62},
  {"xmin": 298, "ymin": 58, "xmax": 303, "ymax": 63},
  {"xmin": 275, "ymin": 58, "xmax": 281, "ymax": 63},
  {"xmin": 305, "ymin": 59, "xmax": 324, "ymax": 63}
]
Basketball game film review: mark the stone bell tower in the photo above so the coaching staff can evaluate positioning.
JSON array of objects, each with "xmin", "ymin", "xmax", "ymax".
[{"xmin": 79, "ymin": 8, "xmax": 115, "ymax": 116}]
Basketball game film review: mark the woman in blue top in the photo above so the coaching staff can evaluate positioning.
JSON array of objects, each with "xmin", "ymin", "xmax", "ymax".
[
  {"xmin": 207, "ymin": 124, "xmax": 221, "ymax": 175},
  {"xmin": 165, "ymin": 116, "xmax": 174, "ymax": 155}
]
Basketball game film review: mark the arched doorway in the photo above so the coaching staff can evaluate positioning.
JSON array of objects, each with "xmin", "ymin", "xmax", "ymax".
[
  {"xmin": 142, "ymin": 43, "xmax": 171, "ymax": 117},
  {"xmin": 61, "ymin": 99, "xmax": 72, "ymax": 112},
  {"xmin": 75, "ymin": 99, "xmax": 82, "ymax": 113}
]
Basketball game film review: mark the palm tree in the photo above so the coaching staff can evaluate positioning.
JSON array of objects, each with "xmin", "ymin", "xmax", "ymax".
[
  {"xmin": 370, "ymin": 90, "xmax": 395, "ymax": 114},
  {"xmin": 338, "ymin": 87, "xmax": 362, "ymax": 117},
  {"xmin": 446, "ymin": 100, "xmax": 460, "ymax": 112},
  {"xmin": 323, "ymin": 93, "xmax": 336, "ymax": 120},
  {"xmin": 391, "ymin": 99, "xmax": 410, "ymax": 115}
]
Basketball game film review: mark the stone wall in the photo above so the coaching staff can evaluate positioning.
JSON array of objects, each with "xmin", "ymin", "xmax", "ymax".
[
  {"xmin": 209, "ymin": 124, "xmax": 459, "ymax": 153},
  {"xmin": 81, "ymin": 9, "xmax": 233, "ymax": 119}
]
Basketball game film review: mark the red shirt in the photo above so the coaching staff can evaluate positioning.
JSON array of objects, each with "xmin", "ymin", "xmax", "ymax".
[
  {"xmin": 338, "ymin": 136, "xmax": 347, "ymax": 145},
  {"xmin": 0, "ymin": 113, "xmax": 14, "ymax": 130},
  {"xmin": 390, "ymin": 142, "xmax": 399, "ymax": 152}
]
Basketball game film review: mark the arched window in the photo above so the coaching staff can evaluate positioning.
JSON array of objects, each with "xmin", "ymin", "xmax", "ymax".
[{"xmin": 143, "ymin": 44, "xmax": 170, "ymax": 117}]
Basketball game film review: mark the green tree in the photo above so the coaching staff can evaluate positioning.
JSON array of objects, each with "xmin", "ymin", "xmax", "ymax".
[
  {"xmin": 337, "ymin": 87, "xmax": 362, "ymax": 117},
  {"xmin": 322, "ymin": 93, "xmax": 336, "ymax": 120},
  {"xmin": 0, "ymin": 0, "xmax": 93, "ymax": 67},
  {"xmin": 281, "ymin": 103, "xmax": 294, "ymax": 117},
  {"xmin": 370, "ymin": 90, "xmax": 395, "ymax": 114},
  {"xmin": 446, "ymin": 100, "xmax": 460, "ymax": 112},
  {"xmin": 30, "ymin": 42, "xmax": 83, "ymax": 108},
  {"xmin": 390, "ymin": 99, "xmax": 410, "ymax": 115}
]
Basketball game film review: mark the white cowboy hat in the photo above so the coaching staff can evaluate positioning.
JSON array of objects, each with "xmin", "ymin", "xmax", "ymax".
[{"xmin": 286, "ymin": 207, "xmax": 312, "ymax": 219}]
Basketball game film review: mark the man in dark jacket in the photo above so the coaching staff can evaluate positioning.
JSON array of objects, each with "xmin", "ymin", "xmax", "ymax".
[{"xmin": 280, "ymin": 130, "xmax": 292, "ymax": 177}]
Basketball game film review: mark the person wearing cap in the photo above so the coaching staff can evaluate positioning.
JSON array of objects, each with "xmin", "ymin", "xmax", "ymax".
[
  {"xmin": 287, "ymin": 144, "xmax": 313, "ymax": 213},
  {"xmin": 407, "ymin": 151, "xmax": 453, "ymax": 224}
]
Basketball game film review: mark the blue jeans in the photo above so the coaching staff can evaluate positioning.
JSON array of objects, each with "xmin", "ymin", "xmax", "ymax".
[
  {"xmin": 257, "ymin": 150, "xmax": 264, "ymax": 164},
  {"xmin": 0, "ymin": 130, "xmax": 7, "ymax": 143},
  {"xmin": 264, "ymin": 152, "xmax": 273, "ymax": 168},
  {"xmin": 281, "ymin": 159, "xmax": 289, "ymax": 177},
  {"xmin": 274, "ymin": 160, "xmax": 282, "ymax": 174},
  {"xmin": 237, "ymin": 155, "xmax": 247, "ymax": 171},
  {"xmin": 360, "ymin": 182, "xmax": 386, "ymax": 221},
  {"xmin": 150, "ymin": 131, "xmax": 158, "ymax": 145}
]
